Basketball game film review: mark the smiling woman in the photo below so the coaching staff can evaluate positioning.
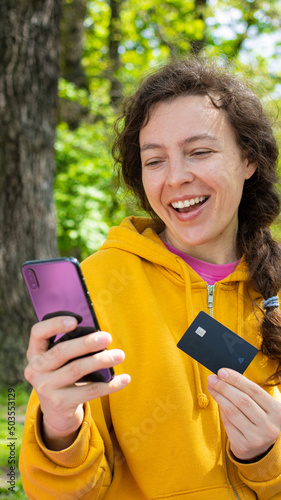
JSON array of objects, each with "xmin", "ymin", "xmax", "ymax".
[{"xmin": 20, "ymin": 57, "xmax": 281, "ymax": 500}]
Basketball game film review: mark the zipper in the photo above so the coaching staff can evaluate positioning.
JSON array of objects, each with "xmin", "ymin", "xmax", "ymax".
[
  {"xmin": 206, "ymin": 284, "xmax": 215, "ymax": 317},
  {"xmin": 206, "ymin": 284, "xmax": 240, "ymax": 499},
  {"xmin": 225, "ymin": 441, "xmax": 240, "ymax": 500}
]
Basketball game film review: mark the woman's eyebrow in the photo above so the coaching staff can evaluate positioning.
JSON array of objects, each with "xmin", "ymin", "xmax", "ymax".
[
  {"xmin": 178, "ymin": 134, "xmax": 220, "ymax": 147},
  {"xmin": 140, "ymin": 134, "xmax": 221, "ymax": 152},
  {"xmin": 140, "ymin": 142, "xmax": 164, "ymax": 152}
]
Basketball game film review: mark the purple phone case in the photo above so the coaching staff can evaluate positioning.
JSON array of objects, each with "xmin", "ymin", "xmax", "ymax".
[{"xmin": 22, "ymin": 257, "xmax": 114, "ymax": 383}]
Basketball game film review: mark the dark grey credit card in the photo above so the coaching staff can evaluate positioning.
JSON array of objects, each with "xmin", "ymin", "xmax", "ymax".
[{"xmin": 177, "ymin": 311, "xmax": 258, "ymax": 374}]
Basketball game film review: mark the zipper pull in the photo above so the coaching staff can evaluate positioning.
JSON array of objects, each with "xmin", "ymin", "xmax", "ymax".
[{"xmin": 207, "ymin": 284, "xmax": 215, "ymax": 317}]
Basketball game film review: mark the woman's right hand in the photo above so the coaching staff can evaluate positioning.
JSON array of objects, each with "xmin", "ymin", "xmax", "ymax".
[{"xmin": 24, "ymin": 315, "xmax": 130, "ymax": 450}]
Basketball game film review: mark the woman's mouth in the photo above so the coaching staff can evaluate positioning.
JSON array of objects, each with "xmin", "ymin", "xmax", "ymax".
[{"xmin": 171, "ymin": 196, "xmax": 208, "ymax": 213}]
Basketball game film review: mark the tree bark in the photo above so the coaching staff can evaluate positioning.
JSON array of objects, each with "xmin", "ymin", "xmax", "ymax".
[{"xmin": 0, "ymin": 0, "xmax": 60, "ymax": 385}]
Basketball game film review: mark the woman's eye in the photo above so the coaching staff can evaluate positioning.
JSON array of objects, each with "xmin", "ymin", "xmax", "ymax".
[
  {"xmin": 145, "ymin": 159, "xmax": 162, "ymax": 167},
  {"xmin": 192, "ymin": 150, "xmax": 211, "ymax": 157}
]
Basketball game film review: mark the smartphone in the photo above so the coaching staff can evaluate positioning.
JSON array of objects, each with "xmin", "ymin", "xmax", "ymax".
[{"xmin": 22, "ymin": 257, "xmax": 114, "ymax": 383}]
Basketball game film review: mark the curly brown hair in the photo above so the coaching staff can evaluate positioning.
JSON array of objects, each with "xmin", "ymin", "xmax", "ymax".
[{"xmin": 113, "ymin": 56, "xmax": 281, "ymax": 383}]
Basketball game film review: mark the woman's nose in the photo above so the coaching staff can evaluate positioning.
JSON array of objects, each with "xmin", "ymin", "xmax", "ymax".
[{"xmin": 166, "ymin": 159, "xmax": 195, "ymax": 186}]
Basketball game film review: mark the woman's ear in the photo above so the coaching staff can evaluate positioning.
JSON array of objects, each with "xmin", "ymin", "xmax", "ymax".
[{"xmin": 244, "ymin": 159, "xmax": 257, "ymax": 180}]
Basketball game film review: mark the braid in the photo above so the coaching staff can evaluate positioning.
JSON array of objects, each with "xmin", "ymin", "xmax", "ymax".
[
  {"xmin": 233, "ymin": 80, "xmax": 281, "ymax": 384},
  {"xmin": 239, "ymin": 202, "xmax": 281, "ymax": 385}
]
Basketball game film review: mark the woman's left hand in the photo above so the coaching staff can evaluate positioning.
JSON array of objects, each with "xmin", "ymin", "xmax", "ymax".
[{"xmin": 207, "ymin": 368, "xmax": 281, "ymax": 461}]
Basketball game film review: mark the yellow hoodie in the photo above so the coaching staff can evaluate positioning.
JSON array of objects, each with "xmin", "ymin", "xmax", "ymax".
[{"xmin": 20, "ymin": 217, "xmax": 281, "ymax": 500}]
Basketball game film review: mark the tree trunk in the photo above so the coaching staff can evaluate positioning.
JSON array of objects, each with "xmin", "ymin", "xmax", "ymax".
[
  {"xmin": 108, "ymin": 0, "xmax": 123, "ymax": 107},
  {"xmin": 59, "ymin": 0, "xmax": 90, "ymax": 129},
  {"xmin": 60, "ymin": 0, "xmax": 88, "ymax": 88},
  {"xmin": 0, "ymin": 0, "xmax": 60, "ymax": 385}
]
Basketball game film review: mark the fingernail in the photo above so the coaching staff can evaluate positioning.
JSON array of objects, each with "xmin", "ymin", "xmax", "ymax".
[
  {"xmin": 111, "ymin": 350, "xmax": 124, "ymax": 362},
  {"xmin": 207, "ymin": 374, "xmax": 218, "ymax": 386},
  {"xmin": 119, "ymin": 374, "xmax": 131, "ymax": 385},
  {"xmin": 218, "ymin": 369, "xmax": 229, "ymax": 379},
  {"xmin": 63, "ymin": 317, "xmax": 77, "ymax": 329},
  {"xmin": 95, "ymin": 332, "xmax": 108, "ymax": 344}
]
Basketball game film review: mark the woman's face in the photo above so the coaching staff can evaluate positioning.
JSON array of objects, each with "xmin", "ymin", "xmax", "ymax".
[{"xmin": 139, "ymin": 95, "xmax": 256, "ymax": 264}]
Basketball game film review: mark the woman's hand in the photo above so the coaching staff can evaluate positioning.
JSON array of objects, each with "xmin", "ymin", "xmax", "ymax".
[
  {"xmin": 24, "ymin": 315, "xmax": 130, "ymax": 450},
  {"xmin": 207, "ymin": 368, "xmax": 281, "ymax": 461}
]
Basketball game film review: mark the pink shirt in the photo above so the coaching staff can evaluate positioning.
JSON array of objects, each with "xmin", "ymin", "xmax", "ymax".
[{"xmin": 164, "ymin": 242, "xmax": 239, "ymax": 285}]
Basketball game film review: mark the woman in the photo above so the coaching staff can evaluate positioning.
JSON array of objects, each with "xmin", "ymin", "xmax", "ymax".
[{"xmin": 20, "ymin": 57, "xmax": 281, "ymax": 499}]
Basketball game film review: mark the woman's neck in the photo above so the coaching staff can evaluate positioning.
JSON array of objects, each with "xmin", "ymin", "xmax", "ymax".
[{"xmin": 159, "ymin": 230, "xmax": 240, "ymax": 265}]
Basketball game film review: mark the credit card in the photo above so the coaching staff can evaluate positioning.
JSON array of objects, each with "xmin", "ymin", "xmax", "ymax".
[{"xmin": 177, "ymin": 311, "xmax": 258, "ymax": 374}]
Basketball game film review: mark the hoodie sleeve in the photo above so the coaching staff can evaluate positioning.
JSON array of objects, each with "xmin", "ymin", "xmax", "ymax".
[
  {"xmin": 227, "ymin": 435, "xmax": 281, "ymax": 499},
  {"xmin": 19, "ymin": 389, "xmax": 113, "ymax": 500}
]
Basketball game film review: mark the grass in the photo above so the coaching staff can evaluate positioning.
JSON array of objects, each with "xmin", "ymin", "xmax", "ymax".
[{"xmin": 0, "ymin": 383, "xmax": 31, "ymax": 499}]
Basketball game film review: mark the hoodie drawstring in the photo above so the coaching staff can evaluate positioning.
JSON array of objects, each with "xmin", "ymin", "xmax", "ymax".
[
  {"xmin": 194, "ymin": 361, "xmax": 210, "ymax": 408},
  {"xmin": 237, "ymin": 280, "xmax": 245, "ymax": 340}
]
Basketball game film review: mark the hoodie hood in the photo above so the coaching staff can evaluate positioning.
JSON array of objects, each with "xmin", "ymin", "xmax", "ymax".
[{"xmin": 100, "ymin": 216, "xmax": 250, "ymax": 285}]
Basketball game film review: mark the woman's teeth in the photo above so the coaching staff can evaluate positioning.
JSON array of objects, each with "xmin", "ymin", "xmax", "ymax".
[{"xmin": 171, "ymin": 196, "xmax": 207, "ymax": 210}]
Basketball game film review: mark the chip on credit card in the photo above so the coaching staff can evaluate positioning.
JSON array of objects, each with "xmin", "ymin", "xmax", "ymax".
[{"xmin": 177, "ymin": 311, "xmax": 258, "ymax": 374}]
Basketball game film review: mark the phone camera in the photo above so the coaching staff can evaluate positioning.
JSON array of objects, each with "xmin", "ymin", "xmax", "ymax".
[{"xmin": 25, "ymin": 269, "xmax": 39, "ymax": 291}]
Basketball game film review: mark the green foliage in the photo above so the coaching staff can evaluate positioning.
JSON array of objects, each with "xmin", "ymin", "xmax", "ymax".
[
  {"xmin": 55, "ymin": 120, "xmax": 132, "ymax": 260},
  {"xmin": 55, "ymin": 0, "xmax": 281, "ymax": 259}
]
